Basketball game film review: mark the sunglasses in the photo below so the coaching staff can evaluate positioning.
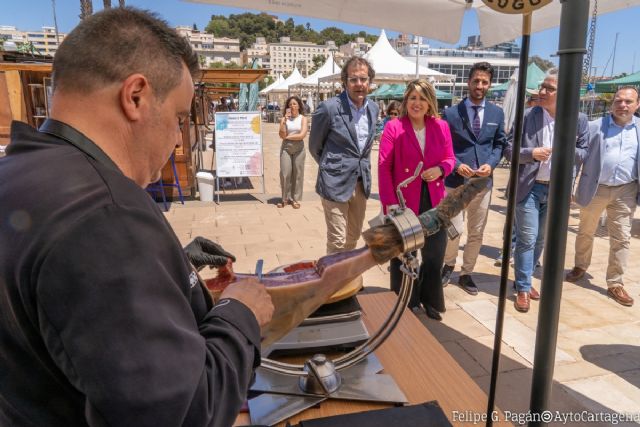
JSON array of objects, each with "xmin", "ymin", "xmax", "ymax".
[
  {"xmin": 539, "ymin": 84, "xmax": 557, "ymax": 93},
  {"xmin": 389, "ymin": 111, "xmax": 399, "ymax": 116}
]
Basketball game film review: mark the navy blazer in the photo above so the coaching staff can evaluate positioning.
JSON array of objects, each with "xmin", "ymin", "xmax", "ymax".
[
  {"xmin": 309, "ymin": 92, "xmax": 379, "ymax": 203},
  {"xmin": 504, "ymin": 106, "xmax": 589, "ymax": 203},
  {"xmin": 443, "ymin": 100, "xmax": 507, "ymax": 188}
]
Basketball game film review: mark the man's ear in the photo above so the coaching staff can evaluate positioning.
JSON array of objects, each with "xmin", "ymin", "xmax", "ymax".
[{"xmin": 120, "ymin": 74, "xmax": 151, "ymax": 121}]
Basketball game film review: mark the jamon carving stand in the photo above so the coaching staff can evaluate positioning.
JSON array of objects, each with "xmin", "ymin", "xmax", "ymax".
[{"xmin": 249, "ymin": 164, "xmax": 426, "ymax": 426}]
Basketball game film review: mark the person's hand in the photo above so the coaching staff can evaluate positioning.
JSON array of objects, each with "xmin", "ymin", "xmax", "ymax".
[
  {"xmin": 421, "ymin": 166, "xmax": 443, "ymax": 182},
  {"xmin": 221, "ymin": 278, "xmax": 274, "ymax": 328},
  {"xmin": 475, "ymin": 164, "xmax": 492, "ymax": 177},
  {"xmin": 456, "ymin": 163, "xmax": 476, "ymax": 178},
  {"xmin": 533, "ymin": 147, "xmax": 552, "ymax": 162},
  {"xmin": 184, "ymin": 236, "xmax": 236, "ymax": 270}
]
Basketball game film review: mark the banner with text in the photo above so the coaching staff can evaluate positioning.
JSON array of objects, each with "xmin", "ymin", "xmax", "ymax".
[{"xmin": 215, "ymin": 112, "xmax": 263, "ymax": 177}]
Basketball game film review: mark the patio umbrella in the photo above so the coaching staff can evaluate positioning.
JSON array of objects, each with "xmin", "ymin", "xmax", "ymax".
[
  {"xmin": 238, "ymin": 82, "xmax": 248, "ymax": 111},
  {"xmin": 501, "ymin": 72, "xmax": 518, "ymax": 134},
  {"xmin": 248, "ymin": 60, "xmax": 260, "ymax": 111},
  {"xmin": 186, "ymin": 0, "xmax": 640, "ymax": 424}
]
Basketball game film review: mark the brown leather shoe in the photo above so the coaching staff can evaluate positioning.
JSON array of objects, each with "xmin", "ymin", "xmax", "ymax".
[
  {"xmin": 514, "ymin": 291, "xmax": 530, "ymax": 312},
  {"xmin": 565, "ymin": 267, "xmax": 586, "ymax": 282},
  {"xmin": 530, "ymin": 286, "xmax": 540, "ymax": 301},
  {"xmin": 607, "ymin": 286, "xmax": 634, "ymax": 307}
]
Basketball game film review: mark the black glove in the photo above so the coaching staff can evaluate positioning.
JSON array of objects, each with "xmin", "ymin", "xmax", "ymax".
[{"xmin": 184, "ymin": 236, "xmax": 236, "ymax": 270}]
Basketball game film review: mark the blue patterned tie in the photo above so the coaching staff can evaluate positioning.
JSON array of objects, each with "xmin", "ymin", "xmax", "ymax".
[{"xmin": 472, "ymin": 106, "xmax": 481, "ymax": 138}]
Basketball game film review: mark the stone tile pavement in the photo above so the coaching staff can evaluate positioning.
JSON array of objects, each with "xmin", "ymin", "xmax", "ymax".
[{"xmin": 162, "ymin": 122, "xmax": 640, "ymax": 425}]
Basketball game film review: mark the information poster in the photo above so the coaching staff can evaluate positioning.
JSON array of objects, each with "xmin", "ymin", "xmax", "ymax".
[{"xmin": 214, "ymin": 112, "xmax": 263, "ymax": 177}]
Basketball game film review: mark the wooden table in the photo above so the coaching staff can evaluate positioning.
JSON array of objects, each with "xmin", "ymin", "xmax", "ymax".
[{"xmin": 235, "ymin": 292, "xmax": 510, "ymax": 426}]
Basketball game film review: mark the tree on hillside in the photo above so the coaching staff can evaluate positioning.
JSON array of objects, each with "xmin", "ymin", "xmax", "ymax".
[
  {"xmin": 103, "ymin": 0, "xmax": 111, "ymax": 9},
  {"xmin": 118, "ymin": 0, "xmax": 125, "ymax": 6},
  {"xmin": 80, "ymin": 0, "xmax": 93, "ymax": 20},
  {"xmin": 319, "ymin": 27, "xmax": 348, "ymax": 46},
  {"xmin": 308, "ymin": 54, "xmax": 326, "ymax": 74},
  {"xmin": 529, "ymin": 55, "xmax": 555, "ymax": 71}
]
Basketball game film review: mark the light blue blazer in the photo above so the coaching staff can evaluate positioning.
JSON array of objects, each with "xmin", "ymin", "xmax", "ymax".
[{"xmin": 574, "ymin": 115, "xmax": 640, "ymax": 207}]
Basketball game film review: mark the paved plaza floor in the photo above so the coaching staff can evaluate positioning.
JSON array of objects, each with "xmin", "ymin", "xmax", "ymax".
[{"xmin": 163, "ymin": 122, "xmax": 640, "ymax": 425}]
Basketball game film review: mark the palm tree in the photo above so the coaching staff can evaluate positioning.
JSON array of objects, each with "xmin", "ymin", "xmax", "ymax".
[
  {"xmin": 80, "ymin": 0, "xmax": 93, "ymax": 20},
  {"xmin": 103, "ymin": 0, "xmax": 111, "ymax": 9}
]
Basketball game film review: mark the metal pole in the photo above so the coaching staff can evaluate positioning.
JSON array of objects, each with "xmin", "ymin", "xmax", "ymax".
[
  {"xmin": 529, "ymin": 1, "xmax": 589, "ymax": 425},
  {"xmin": 486, "ymin": 13, "xmax": 531, "ymax": 427},
  {"xmin": 611, "ymin": 32, "xmax": 619, "ymax": 77},
  {"xmin": 51, "ymin": 0, "xmax": 61, "ymax": 48},
  {"xmin": 415, "ymin": 35, "xmax": 420, "ymax": 78}
]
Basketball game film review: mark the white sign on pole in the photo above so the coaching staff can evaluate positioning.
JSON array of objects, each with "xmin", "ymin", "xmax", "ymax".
[{"xmin": 214, "ymin": 112, "xmax": 263, "ymax": 177}]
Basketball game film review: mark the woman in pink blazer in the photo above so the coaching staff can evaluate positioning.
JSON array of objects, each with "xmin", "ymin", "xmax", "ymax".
[{"xmin": 378, "ymin": 79, "xmax": 455, "ymax": 320}]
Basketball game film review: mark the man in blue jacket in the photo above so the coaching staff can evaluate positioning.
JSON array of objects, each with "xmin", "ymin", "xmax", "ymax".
[
  {"xmin": 566, "ymin": 86, "xmax": 640, "ymax": 307},
  {"xmin": 441, "ymin": 62, "xmax": 507, "ymax": 295},
  {"xmin": 309, "ymin": 57, "xmax": 379, "ymax": 254}
]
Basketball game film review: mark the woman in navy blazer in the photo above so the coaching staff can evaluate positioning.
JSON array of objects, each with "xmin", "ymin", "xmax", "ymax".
[{"xmin": 378, "ymin": 79, "xmax": 456, "ymax": 320}]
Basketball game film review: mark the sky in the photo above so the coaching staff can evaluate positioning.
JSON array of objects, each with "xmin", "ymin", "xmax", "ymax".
[{"xmin": 4, "ymin": 0, "xmax": 640, "ymax": 78}]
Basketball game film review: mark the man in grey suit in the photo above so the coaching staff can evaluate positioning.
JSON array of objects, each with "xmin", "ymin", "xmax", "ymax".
[
  {"xmin": 566, "ymin": 86, "xmax": 640, "ymax": 307},
  {"xmin": 504, "ymin": 68, "xmax": 589, "ymax": 313},
  {"xmin": 309, "ymin": 57, "xmax": 379, "ymax": 254}
]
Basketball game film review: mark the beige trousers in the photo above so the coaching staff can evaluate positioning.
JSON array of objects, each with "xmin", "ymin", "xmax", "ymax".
[
  {"xmin": 575, "ymin": 181, "xmax": 638, "ymax": 287},
  {"xmin": 279, "ymin": 140, "xmax": 305, "ymax": 202},
  {"xmin": 444, "ymin": 184, "xmax": 492, "ymax": 275},
  {"xmin": 321, "ymin": 181, "xmax": 367, "ymax": 254}
]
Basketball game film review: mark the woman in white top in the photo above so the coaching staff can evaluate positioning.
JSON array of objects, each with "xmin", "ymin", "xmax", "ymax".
[{"xmin": 278, "ymin": 96, "xmax": 309, "ymax": 209}]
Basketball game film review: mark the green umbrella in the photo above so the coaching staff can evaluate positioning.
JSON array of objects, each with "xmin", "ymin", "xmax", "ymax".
[
  {"xmin": 488, "ymin": 62, "xmax": 545, "ymax": 93},
  {"xmin": 370, "ymin": 83, "xmax": 391, "ymax": 99},
  {"xmin": 595, "ymin": 70, "xmax": 640, "ymax": 93},
  {"xmin": 248, "ymin": 60, "xmax": 260, "ymax": 110}
]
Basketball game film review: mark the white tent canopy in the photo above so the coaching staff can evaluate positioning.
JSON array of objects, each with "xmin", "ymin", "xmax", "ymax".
[
  {"xmin": 293, "ymin": 55, "xmax": 341, "ymax": 88},
  {"xmin": 267, "ymin": 67, "xmax": 304, "ymax": 93},
  {"xmin": 319, "ymin": 30, "xmax": 453, "ymax": 85},
  {"xmin": 259, "ymin": 74, "xmax": 284, "ymax": 95}
]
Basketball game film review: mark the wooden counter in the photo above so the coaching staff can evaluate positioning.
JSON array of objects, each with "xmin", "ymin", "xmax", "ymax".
[{"xmin": 235, "ymin": 291, "xmax": 510, "ymax": 426}]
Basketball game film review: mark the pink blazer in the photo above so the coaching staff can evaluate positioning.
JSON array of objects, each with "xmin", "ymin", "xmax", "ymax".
[{"xmin": 378, "ymin": 115, "xmax": 455, "ymax": 214}]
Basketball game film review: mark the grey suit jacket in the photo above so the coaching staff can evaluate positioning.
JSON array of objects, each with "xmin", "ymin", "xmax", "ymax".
[
  {"xmin": 309, "ymin": 92, "xmax": 379, "ymax": 202},
  {"xmin": 504, "ymin": 106, "xmax": 589, "ymax": 203},
  {"xmin": 574, "ymin": 115, "xmax": 640, "ymax": 207}
]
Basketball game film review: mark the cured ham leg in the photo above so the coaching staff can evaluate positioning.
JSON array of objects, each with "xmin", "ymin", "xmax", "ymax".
[{"xmin": 205, "ymin": 177, "xmax": 489, "ymax": 348}]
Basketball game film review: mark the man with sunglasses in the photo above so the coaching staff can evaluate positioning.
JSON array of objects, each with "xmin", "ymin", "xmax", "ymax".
[
  {"xmin": 505, "ymin": 68, "xmax": 589, "ymax": 313},
  {"xmin": 566, "ymin": 86, "xmax": 640, "ymax": 307},
  {"xmin": 310, "ymin": 57, "xmax": 379, "ymax": 254}
]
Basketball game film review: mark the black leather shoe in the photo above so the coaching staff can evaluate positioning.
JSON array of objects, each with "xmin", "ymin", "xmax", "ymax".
[
  {"xmin": 458, "ymin": 275, "xmax": 479, "ymax": 295},
  {"xmin": 441, "ymin": 264, "xmax": 454, "ymax": 287},
  {"xmin": 425, "ymin": 305, "xmax": 443, "ymax": 321}
]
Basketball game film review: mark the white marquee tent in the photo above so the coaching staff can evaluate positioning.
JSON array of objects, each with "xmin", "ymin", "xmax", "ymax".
[
  {"xmin": 319, "ymin": 30, "xmax": 454, "ymax": 85},
  {"xmin": 259, "ymin": 74, "xmax": 284, "ymax": 95},
  {"xmin": 266, "ymin": 67, "xmax": 304, "ymax": 93},
  {"xmin": 294, "ymin": 55, "xmax": 341, "ymax": 88}
]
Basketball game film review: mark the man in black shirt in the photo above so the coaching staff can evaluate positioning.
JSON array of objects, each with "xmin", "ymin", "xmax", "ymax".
[{"xmin": 0, "ymin": 8, "xmax": 273, "ymax": 427}]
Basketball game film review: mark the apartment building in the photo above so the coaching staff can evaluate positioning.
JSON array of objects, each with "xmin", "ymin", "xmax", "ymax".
[
  {"xmin": 176, "ymin": 26, "xmax": 241, "ymax": 67},
  {"xmin": 266, "ymin": 37, "xmax": 335, "ymax": 78},
  {"xmin": 397, "ymin": 35, "xmax": 520, "ymax": 98},
  {"xmin": 0, "ymin": 25, "xmax": 65, "ymax": 56},
  {"xmin": 339, "ymin": 37, "xmax": 371, "ymax": 57},
  {"xmin": 242, "ymin": 37, "xmax": 270, "ymax": 69}
]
